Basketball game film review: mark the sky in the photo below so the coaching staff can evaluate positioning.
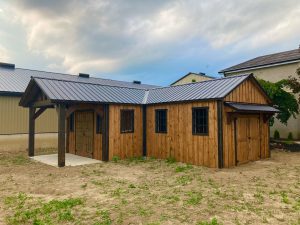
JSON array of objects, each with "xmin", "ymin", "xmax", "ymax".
[{"xmin": 0, "ymin": 0, "xmax": 300, "ymax": 86}]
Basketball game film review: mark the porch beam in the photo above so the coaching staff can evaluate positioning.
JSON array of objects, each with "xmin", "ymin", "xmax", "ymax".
[
  {"xmin": 57, "ymin": 104, "xmax": 66, "ymax": 167},
  {"xmin": 33, "ymin": 100, "xmax": 54, "ymax": 108},
  {"xmin": 28, "ymin": 107, "xmax": 35, "ymax": 157},
  {"xmin": 33, "ymin": 107, "xmax": 47, "ymax": 120}
]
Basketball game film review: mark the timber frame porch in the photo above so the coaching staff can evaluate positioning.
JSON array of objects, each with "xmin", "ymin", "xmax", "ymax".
[{"xmin": 28, "ymin": 100, "xmax": 109, "ymax": 167}]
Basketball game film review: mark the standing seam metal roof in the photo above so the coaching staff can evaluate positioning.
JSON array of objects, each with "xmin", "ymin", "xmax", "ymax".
[
  {"xmin": 0, "ymin": 67, "xmax": 159, "ymax": 94},
  {"xmin": 20, "ymin": 74, "xmax": 255, "ymax": 106}
]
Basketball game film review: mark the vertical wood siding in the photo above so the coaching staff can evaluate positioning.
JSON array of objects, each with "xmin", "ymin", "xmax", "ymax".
[
  {"xmin": 0, "ymin": 96, "xmax": 57, "ymax": 135},
  {"xmin": 222, "ymin": 78, "xmax": 271, "ymax": 167},
  {"xmin": 108, "ymin": 104, "xmax": 143, "ymax": 160},
  {"xmin": 146, "ymin": 101, "xmax": 218, "ymax": 168},
  {"xmin": 224, "ymin": 79, "xmax": 269, "ymax": 104}
]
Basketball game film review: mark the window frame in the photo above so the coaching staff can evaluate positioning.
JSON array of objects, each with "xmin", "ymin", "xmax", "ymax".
[
  {"xmin": 120, "ymin": 109, "xmax": 134, "ymax": 133},
  {"xmin": 155, "ymin": 109, "xmax": 168, "ymax": 133},
  {"xmin": 69, "ymin": 112, "xmax": 74, "ymax": 132},
  {"xmin": 192, "ymin": 107, "xmax": 209, "ymax": 136},
  {"xmin": 96, "ymin": 114, "xmax": 102, "ymax": 134}
]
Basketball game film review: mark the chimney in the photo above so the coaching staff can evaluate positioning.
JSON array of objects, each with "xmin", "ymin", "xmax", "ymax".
[
  {"xmin": 133, "ymin": 80, "xmax": 141, "ymax": 84},
  {"xmin": 0, "ymin": 62, "xmax": 15, "ymax": 69},
  {"xmin": 79, "ymin": 73, "xmax": 90, "ymax": 78}
]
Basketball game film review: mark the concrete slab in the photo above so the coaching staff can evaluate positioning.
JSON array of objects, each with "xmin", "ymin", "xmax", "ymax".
[{"xmin": 30, "ymin": 153, "xmax": 102, "ymax": 167}]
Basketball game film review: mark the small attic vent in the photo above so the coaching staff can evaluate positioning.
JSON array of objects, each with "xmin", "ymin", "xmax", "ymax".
[
  {"xmin": 133, "ymin": 80, "xmax": 141, "ymax": 84},
  {"xmin": 0, "ymin": 62, "xmax": 15, "ymax": 69},
  {"xmin": 79, "ymin": 73, "xmax": 90, "ymax": 78}
]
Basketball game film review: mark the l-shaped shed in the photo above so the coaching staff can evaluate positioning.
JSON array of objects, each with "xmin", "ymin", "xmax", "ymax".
[{"xmin": 19, "ymin": 74, "xmax": 278, "ymax": 168}]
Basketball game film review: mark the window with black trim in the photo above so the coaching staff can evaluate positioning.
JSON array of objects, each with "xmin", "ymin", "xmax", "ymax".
[
  {"xmin": 96, "ymin": 114, "xmax": 102, "ymax": 134},
  {"xmin": 120, "ymin": 110, "xmax": 134, "ymax": 133},
  {"xmin": 192, "ymin": 107, "xmax": 209, "ymax": 135},
  {"xmin": 69, "ymin": 113, "xmax": 74, "ymax": 132},
  {"xmin": 155, "ymin": 109, "xmax": 167, "ymax": 133}
]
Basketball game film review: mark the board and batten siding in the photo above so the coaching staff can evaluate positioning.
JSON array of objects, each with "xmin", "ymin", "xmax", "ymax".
[
  {"xmin": 224, "ymin": 78, "xmax": 268, "ymax": 104},
  {"xmin": 146, "ymin": 101, "xmax": 218, "ymax": 168},
  {"xmin": 222, "ymin": 79, "xmax": 270, "ymax": 167},
  {"xmin": 108, "ymin": 104, "xmax": 143, "ymax": 160},
  {"xmin": 0, "ymin": 96, "xmax": 58, "ymax": 135}
]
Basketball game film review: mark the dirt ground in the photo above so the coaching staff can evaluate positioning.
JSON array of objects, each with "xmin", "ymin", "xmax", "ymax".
[{"xmin": 0, "ymin": 149, "xmax": 299, "ymax": 225}]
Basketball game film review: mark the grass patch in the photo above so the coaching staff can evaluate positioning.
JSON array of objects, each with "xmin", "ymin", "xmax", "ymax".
[
  {"xmin": 175, "ymin": 164, "xmax": 193, "ymax": 173},
  {"xmin": 0, "ymin": 154, "xmax": 31, "ymax": 166},
  {"xmin": 165, "ymin": 157, "xmax": 176, "ymax": 164},
  {"xmin": 94, "ymin": 210, "xmax": 112, "ymax": 225},
  {"xmin": 4, "ymin": 193, "xmax": 83, "ymax": 225},
  {"xmin": 176, "ymin": 175, "xmax": 193, "ymax": 185},
  {"xmin": 197, "ymin": 217, "xmax": 221, "ymax": 225},
  {"xmin": 280, "ymin": 191, "xmax": 290, "ymax": 204},
  {"xmin": 185, "ymin": 191, "xmax": 203, "ymax": 205}
]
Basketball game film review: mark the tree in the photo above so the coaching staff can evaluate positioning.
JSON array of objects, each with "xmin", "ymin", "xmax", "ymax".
[
  {"xmin": 258, "ymin": 79, "xmax": 299, "ymax": 126},
  {"xmin": 284, "ymin": 67, "xmax": 300, "ymax": 103}
]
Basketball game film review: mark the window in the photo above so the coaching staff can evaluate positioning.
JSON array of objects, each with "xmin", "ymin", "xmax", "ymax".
[
  {"xmin": 69, "ymin": 113, "xmax": 74, "ymax": 132},
  {"xmin": 96, "ymin": 114, "xmax": 102, "ymax": 134},
  {"xmin": 192, "ymin": 107, "xmax": 209, "ymax": 135},
  {"xmin": 120, "ymin": 110, "xmax": 134, "ymax": 133},
  {"xmin": 155, "ymin": 109, "xmax": 167, "ymax": 133}
]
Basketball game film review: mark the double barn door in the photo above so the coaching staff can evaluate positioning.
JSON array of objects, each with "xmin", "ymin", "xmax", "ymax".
[{"xmin": 235, "ymin": 115, "xmax": 261, "ymax": 165}]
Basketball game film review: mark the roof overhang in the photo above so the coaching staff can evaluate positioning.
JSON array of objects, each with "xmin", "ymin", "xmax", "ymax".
[
  {"xmin": 219, "ymin": 59, "xmax": 300, "ymax": 75},
  {"xmin": 225, "ymin": 102, "xmax": 279, "ymax": 113}
]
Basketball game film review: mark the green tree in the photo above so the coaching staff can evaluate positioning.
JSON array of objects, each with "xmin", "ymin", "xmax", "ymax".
[
  {"xmin": 258, "ymin": 79, "xmax": 299, "ymax": 125},
  {"xmin": 284, "ymin": 67, "xmax": 300, "ymax": 103}
]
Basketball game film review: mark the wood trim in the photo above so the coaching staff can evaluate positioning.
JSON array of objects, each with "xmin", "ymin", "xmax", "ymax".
[
  {"xmin": 32, "ymin": 100, "xmax": 54, "ymax": 108},
  {"xmin": 217, "ymin": 101, "xmax": 223, "ymax": 168},
  {"xmin": 143, "ymin": 105, "xmax": 147, "ymax": 157},
  {"xmin": 234, "ymin": 118, "xmax": 238, "ymax": 166},
  {"xmin": 102, "ymin": 104, "xmax": 109, "ymax": 161}
]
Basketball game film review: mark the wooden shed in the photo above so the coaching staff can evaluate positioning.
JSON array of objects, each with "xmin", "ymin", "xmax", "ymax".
[{"xmin": 19, "ymin": 74, "xmax": 278, "ymax": 168}]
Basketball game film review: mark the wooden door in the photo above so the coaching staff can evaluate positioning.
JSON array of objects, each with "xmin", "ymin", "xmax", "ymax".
[
  {"xmin": 236, "ymin": 115, "xmax": 261, "ymax": 165},
  {"xmin": 75, "ymin": 111, "xmax": 94, "ymax": 158}
]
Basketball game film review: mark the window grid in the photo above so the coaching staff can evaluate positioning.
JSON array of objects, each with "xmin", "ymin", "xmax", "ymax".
[
  {"xmin": 96, "ymin": 114, "xmax": 102, "ymax": 134},
  {"xmin": 192, "ymin": 107, "xmax": 209, "ymax": 135},
  {"xmin": 155, "ymin": 109, "xmax": 167, "ymax": 133},
  {"xmin": 120, "ymin": 110, "xmax": 134, "ymax": 133}
]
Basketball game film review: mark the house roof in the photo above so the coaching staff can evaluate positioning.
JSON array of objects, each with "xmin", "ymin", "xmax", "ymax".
[
  {"xmin": 20, "ymin": 74, "xmax": 260, "ymax": 106},
  {"xmin": 219, "ymin": 48, "xmax": 300, "ymax": 74},
  {"xmin": 0, "ymin": 66, "xmax": 159, "ymax": 96},
  {"xmin": 170, "ymin": 72, "xmax": 214, "ymax": 85}
]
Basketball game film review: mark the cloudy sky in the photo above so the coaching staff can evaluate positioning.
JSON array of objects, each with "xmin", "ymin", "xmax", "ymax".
[{"xmin": 0, "ymin": 0, "xmax": 299, "ymax": 86}]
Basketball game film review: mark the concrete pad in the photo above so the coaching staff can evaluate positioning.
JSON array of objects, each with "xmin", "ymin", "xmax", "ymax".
[{"xmin": 30, "ymin": 153, "xmax": 102, "ymax": 167}]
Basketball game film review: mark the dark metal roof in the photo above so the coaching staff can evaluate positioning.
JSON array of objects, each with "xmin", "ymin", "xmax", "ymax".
[
  {"xmin": 220, "ymin": 48, "xmax": 300, "ymax": 73},
  {"xmin": 34, "ymin": 77, "xmax": 146, "ymax": 104},
  {"xmin": 147, "ymin": 74, "xmax": 250, "ymax": 104},
  {"xmin": 0, "ymin": 67, "xmax": 159, "ymax": 95},
  {"xmin": 20, "ymin": 74, "xmax": 256, "ymax": 106},
  {"xmin": 225, "ymin": 102, "xmax": 279, "ymax": 113},
  {"xmin": 170, "ymin": 72, "xmax": 215, "ymax": 85}
]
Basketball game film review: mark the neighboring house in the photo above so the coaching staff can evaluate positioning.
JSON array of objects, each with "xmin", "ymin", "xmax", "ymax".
[
  {"xmin": 20, "ymin": 73, "xmax": 277, "ymax": 168},
  {"xmin": 219, "ymin": 47, "xmax": 300, "ymax": 139},
  {"xmin": 171, "ymin": 72, "xmax": 214, "ymax": 86},
  {"xmin": 0, "ymin": 62, "xmax": 158, "ymax": 150}
]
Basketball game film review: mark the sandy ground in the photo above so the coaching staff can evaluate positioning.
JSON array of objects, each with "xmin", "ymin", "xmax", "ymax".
[{"xmin": 0, "ymin": 149, "xmax": 299, "ymax": 225}]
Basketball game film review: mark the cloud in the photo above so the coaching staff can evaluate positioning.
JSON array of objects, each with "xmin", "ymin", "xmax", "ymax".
[
  {"xmin": 4, "ymin": 0, "xmax": 300, "ymax": 76},
  {"xmin": 0, "ymin": 45, "xmax": 11, "ymax": 62}
]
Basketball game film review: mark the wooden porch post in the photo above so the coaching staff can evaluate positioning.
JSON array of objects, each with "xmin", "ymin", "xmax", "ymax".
[
  {"xmin": 28, "ymin": 107, "xmax": 35, "ymax": 157},
  {"xmin": 57, "ymin": 104, "xmax": 66, "ymax": 167},
  {"xmin": 102, "ymin": 104, "xmax": 109, "ymax": 161}
]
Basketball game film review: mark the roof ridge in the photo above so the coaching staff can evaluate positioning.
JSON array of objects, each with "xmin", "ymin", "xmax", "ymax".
[
  {"xmin": 32, "ymin": 76, "xmax": 149, "ymax": 91},
  {"xmin": 157, "ymin": 73, "xmax": 251, "ymax": 90}
]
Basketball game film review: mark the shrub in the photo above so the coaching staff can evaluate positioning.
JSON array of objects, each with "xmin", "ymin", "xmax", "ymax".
[
  {"xmin": 192, "ymin": 79, "xmax": 196, "ymax": 83},
  {"xmin": 274, "ymin": 130, "xmax": 280, "ymax": 139},
  {"xmin": 112, "ymin": 156, "xmax": 120, "ymax": 163},
  {"xmin": 287, "ymin": 132, "xmax": 293, "ymax": 140}
]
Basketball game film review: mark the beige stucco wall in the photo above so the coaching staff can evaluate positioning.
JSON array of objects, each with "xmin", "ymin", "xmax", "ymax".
[
  {"xmin": 226, "ymin": 62, "xmax": 300, "ymax": 139},
  {"xmin": 172, "ymin": 74, "xmax": 213, "ymax": 86},
  {"xmin": 0, "ymin": 96, "xmax": 58, "ymax": 135}
]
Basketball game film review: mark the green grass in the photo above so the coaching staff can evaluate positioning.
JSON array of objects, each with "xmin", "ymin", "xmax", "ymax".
[
  {"xmin": 0, "ymin": 154, "xmax": 31, "ymax": 166},
  {"xmin": 4, "ymin": 193, "xmax": 84, "ymax": 225},
  {"xmin": 165, "ymin": 157, "xmax": 176, "ymax": 164},
  {"xmin": 185, "ymin": 191, "xmax": 203, "ymax": 205},
  {"xmin": 176, "ymin": 175, "xmax": 193, "ymax": 185},
  {"xmin": 197, "ymin": 217, "xmax": 222, "ymax": 225},
  {"xmin": 175, "ymin": 164, "xmax": 193, "ymax": 173},
  {"xmin": 94, "ymin": 210, "xmax": 112, "ymax": 225}
]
